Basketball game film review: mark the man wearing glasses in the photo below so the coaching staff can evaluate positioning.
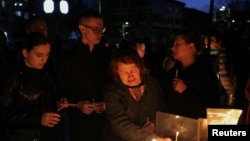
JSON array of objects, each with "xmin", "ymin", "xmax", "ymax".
[{"xmin": 55, "ymin": 8, "xmax": 111, "ymax": 141}]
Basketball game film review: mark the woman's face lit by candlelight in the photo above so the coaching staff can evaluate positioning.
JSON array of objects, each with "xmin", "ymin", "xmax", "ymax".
[
  {"xmin": 117, "ymin": 62, "xmax": 141, "ymax": 87},
  {"xmin": 22, "ymin": 43, "xmax": 50, "ymax": 69}
]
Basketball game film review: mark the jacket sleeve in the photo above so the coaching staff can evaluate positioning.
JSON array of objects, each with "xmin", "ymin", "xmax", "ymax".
[
  {"xmin": 182, "ymin": 66, "xmax": 220, "ymax": 108},
  {"xmin": 0, "ymin": 73, "xmax": 42, "ymax": 129}
]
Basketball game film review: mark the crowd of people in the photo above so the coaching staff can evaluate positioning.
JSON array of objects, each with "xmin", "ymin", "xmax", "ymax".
[{"xmin": 0, "ymin": 8, "xmax": 250, "ymax": 141}]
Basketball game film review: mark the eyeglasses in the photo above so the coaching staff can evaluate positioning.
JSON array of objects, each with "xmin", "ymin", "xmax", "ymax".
[{"xmin": 81, "ymin": 24, "xmax": 106, "ymax": 34}]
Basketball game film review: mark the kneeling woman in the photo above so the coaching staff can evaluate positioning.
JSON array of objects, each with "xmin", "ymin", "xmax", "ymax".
[{"xmin": 103, "ymin": 47, "xmax": 171, "ymax": 141}]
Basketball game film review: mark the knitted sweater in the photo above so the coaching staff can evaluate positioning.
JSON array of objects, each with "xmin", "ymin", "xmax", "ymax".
[{"xmin": 104, "ymin": 73, "xmax": 167, "ymax": 141}]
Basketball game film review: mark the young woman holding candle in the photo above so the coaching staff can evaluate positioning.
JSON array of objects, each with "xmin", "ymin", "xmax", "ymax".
[
  {"xmin": 160, "ymin": 30, "xmax": 221, "ymax": 119},
  {"xmin": 0, "ymin": 32, "xmax": 62, "ymax": 141}
]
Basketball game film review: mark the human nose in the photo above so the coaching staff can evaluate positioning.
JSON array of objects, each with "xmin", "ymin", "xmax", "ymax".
[
  {"xmin": 171, "ymin": 46, "xmax": 175, "ymax": 52},
  {"xmin": 127, "ymin": 72, "xmax": 133, "ymax": 78},
  {"xmin": 42, "ymin": 56, "xmax": 48, "ymax": 62}
]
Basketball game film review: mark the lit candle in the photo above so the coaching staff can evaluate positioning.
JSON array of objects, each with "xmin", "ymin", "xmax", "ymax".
[{"xmin": 175, "ymin": 131, "xmax": 179, "ymax": 141}]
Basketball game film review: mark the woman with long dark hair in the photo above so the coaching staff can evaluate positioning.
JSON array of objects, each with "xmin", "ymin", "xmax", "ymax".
[{"xmin": 0, "ymin": 32, "xmax": 61, "ymax": 141}]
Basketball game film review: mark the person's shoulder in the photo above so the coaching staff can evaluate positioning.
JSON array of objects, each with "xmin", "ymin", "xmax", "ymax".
[
  {"xmin": 103, "ymin": 80, "xmax": 125, "ymax": 97},
  {"xmin": 59, "ymin": 44, "xmax": 82, "ymax": 60},
  {"xmin": 143, "ymin": 72, "xmax": 160, "ymax": 84},
  {"xmin": 105, "ymin": 79, "xmax": 121, "ymax": 88},
  {"xmin": 2, "ymin": 69, "xmax": 22, "ymax": 86}
]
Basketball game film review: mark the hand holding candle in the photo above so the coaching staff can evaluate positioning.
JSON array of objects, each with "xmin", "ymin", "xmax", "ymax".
[
  {"xmin": 57, "ymin": 97, "xmax": 78, "ymax": 111},
  {"xmin": 77, "ymin": 101, "xmax": 95, "ymax": 115},
  {"xmin": 143, "ymin": 117, "xmax": 155, "ymax": 133}
]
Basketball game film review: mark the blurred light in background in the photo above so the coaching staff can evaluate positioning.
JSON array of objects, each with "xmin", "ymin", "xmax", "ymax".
[
  {"xmin": 60, "ymin": 0, "xmax": 69, "ymax": 14},
  {"xmin": 43, "ymin": 0, "xmax": 54, "ymax": 13}
]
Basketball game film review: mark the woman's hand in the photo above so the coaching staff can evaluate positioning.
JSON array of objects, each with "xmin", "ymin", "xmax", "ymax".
[
  {"xmin": 173, "ymin": 78, "xmax": 187, "ymax": 94},
  {"xmin": 57, "ymin": 97, "xmax": 69, "ymax": 111},
  {"xmin": 93, "ymin": 102, "xmax": 106, "ymax": 114},
  {"xmin": 143, "ymin": 120, "xmax": 155, "ymax": 133},
  {"xmin": 41, "ymin": 112, "xmax": 61, "ymax": 127},
  {"xmin": 77, "ymin": 101, "xmax": 95, "ymax": 115}
]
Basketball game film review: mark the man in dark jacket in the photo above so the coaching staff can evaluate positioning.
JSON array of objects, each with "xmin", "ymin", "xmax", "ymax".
[{"xmin": 55, "ymin": 8, "xmax": 111, "ymax": 141}]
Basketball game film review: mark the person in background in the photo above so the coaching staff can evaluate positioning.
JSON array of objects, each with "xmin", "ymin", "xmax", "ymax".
[
  {"xmin": 119, "ymin": 38, "xmax": 154, "ymax": 77},
  {"xmin": 0, "ymin": 32, "xmax": 61, "ymax": 141},
  {"xmin": 200, "ymin": 31, "xmax": 236, "ymax": 108},
  {"xmin": 133, "ymin": 38, "xmax": 154, "ymax": 77},
  {"xmin": 25, "ymin": 15, "xmax": 48, "ymax": 37},
  {"xmin": 103, "ymin": 47, "xmax": 171, "ymax": 141},
  {"xmin": 218, "ymin": 28, "xmax": 250, "ymax": 124},
  {"xmin": 212, "ymin": 37, "xmax": 237, "ymax": 107},
  {"xmin": 160, "ymin": 30, "xmax": 221, "ymax": 119},
  {"xmin": 55, "ymin": 8, "xmax": 111, "ymax": 141},
  {"xmin": 203, "ymin": 34, "xmax": 221, "ymax": 50}
]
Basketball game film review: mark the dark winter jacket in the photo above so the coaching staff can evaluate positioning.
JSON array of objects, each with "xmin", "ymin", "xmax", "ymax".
[
  {"xmin": 161, "ymin": 59, "xmax": 220, "ymax": 119},
  {"xmin": 0, "ymin": 64, "xmax": 58, "ymax": 141},
  {"xmin": 55, "ymin": 41, "xmax": 112, "ymax": 141}
]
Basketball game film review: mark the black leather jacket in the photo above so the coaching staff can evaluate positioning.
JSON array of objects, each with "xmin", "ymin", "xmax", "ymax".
[{"xmin": 0, "ymin": 64, "xmax": 58, "ymax": 141}]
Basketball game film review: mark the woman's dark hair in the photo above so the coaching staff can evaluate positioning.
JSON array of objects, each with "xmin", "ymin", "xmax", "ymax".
[
  {"xmin": 21, "ymin": 32, "xmax": 50, "ymax": 51},
  {"xmin": 15, "ymin": 32, "xmax": 50, "ymax": 65},
  {"xmin": 110, "ymin": 47, "xmax": 145, "ymax": 82}
]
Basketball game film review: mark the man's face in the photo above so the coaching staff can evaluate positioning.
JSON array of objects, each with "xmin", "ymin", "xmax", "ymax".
[{"xmin": 79, "ymin": 17, "xmax": 105, "ymax": 45}]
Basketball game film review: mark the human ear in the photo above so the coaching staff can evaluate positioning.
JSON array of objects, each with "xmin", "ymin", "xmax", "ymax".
[
  {"xmin": 78, "ymin": 24, "xmax": 85, "ymax": 32},
  {"xmin": 22, "ymin": 49, "xmax": 28, "ymax": 58}
]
